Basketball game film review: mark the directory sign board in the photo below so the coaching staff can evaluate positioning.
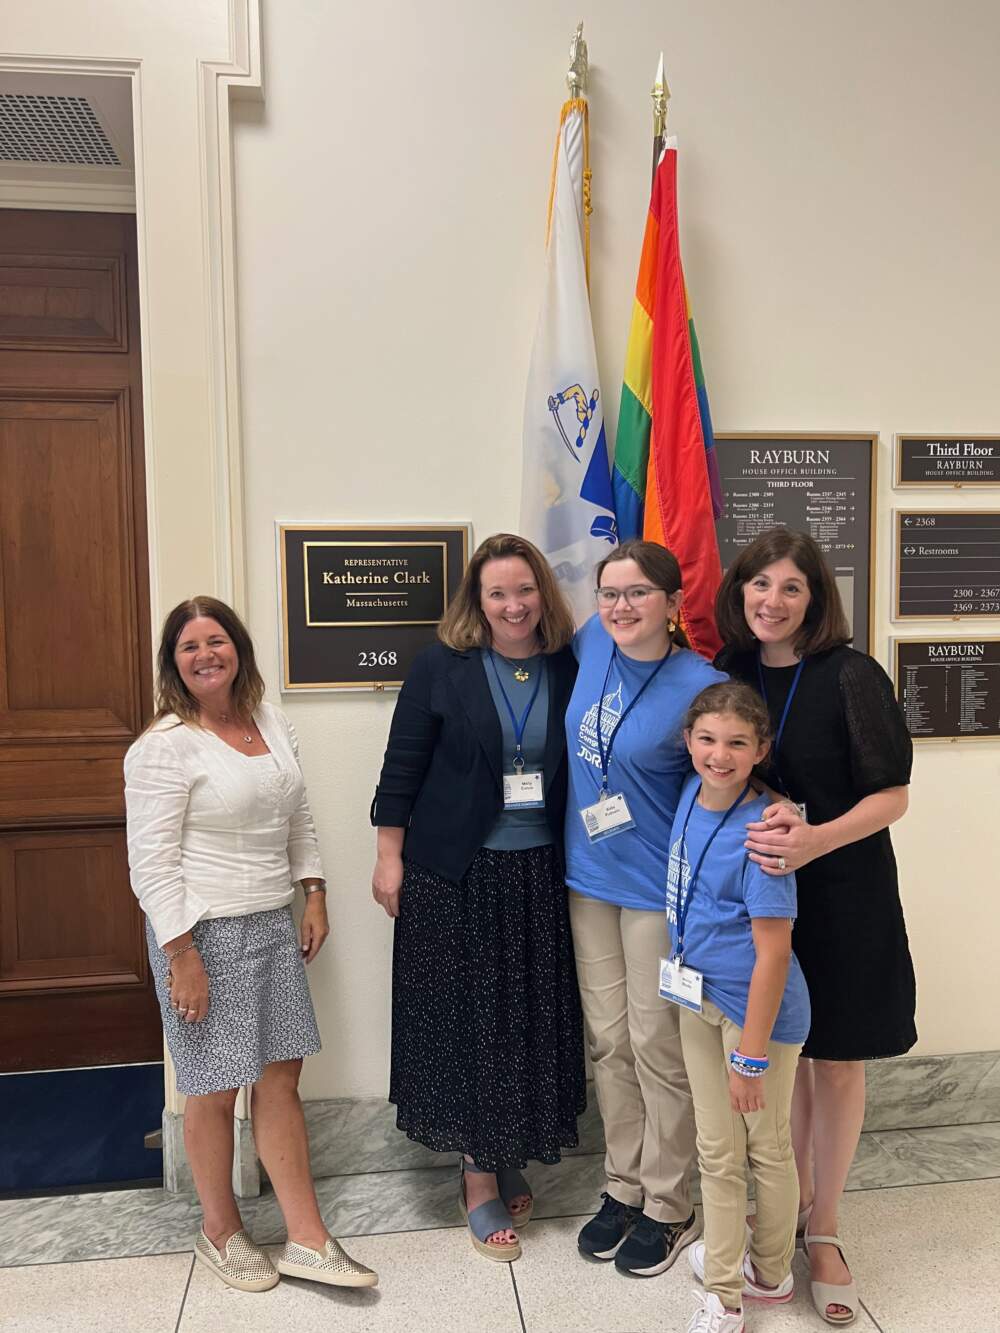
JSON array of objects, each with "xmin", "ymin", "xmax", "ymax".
[
  {"xmin": 893, "ymin": 637, "xmax": 1000, "ymax": 742},
  {"xmin": 714, "ymin": 434, "xmax": 876, "ymax": 652},
  {"xmin": 893, "ymin": 511, "xmax": 1000, "ymax": 620}
]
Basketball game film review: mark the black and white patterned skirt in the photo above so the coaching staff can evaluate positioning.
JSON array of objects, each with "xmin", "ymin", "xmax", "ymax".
[
  {"xmin": 389, "ymin": 845, "xmax": 587, "ymax": 1169},
  {"xmin": 147, "ymin": 905, "xmax": 321, "ymax": 1096}
]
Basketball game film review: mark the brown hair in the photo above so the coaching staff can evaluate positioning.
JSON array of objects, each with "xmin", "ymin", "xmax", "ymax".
[
  {"xmin": 153, "ymin": 596, "xmax": 265, "ymax": 726},
  {"xmin": 594, "ymin": 539, "xmax": 692, "ymax": 650},
  {"xmin": 714, "ymin": 527, "xmax": 851, "ymax": 656},
  {"xmin": 683, "ymin": 680, "xmax": 772, "ymax": 744},
  {"xmin": 437, "ymin": 533, "xmax": 575, "ymax": 653}
]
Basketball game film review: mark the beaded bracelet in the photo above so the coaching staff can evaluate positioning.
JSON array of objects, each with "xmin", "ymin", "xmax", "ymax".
[{"xmin": 730, "ymin": 1050, "xmax": 769, "ymax": 1078}]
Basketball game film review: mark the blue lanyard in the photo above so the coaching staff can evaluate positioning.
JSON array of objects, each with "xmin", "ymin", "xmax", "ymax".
[
  {"xmin": 596, "ymin": 647, "xmax": 671, "ymax": 793},
  {"xmin": 673, "ymin": 780, "xmax": 751, "ymax": 962},
  {"xmin": 755, "ymin": 653, "xmax": 806, "ymax": 797},
  {"xmin": 487, "ymin": 651, "xmax": 543, "ymax": 772}
]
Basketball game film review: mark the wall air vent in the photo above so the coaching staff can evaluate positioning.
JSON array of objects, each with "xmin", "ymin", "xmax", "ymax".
[{"xmin": 0, "ymin": 93, "xmax": 122, "ymax": 167}]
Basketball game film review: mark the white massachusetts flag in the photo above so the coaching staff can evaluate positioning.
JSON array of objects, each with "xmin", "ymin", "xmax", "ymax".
[{"xmin": 520, "ymin": 99, "xmax": 618, "ymax": 624}]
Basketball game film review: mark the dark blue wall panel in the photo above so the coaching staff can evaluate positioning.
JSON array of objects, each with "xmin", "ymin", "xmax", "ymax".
[{"xmin": 0, "ymin": 1063, "xmax": 164, "ymax": 1192}]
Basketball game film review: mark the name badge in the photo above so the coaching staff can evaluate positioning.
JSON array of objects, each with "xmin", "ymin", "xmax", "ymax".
[
  {"xmin": 503, "ymin": 770, "xmax": 545, "ymax": 809},
  {"xmin": 659, "ymin": 956, "xmax": 704, "ymax": 1012},
  {"xmin": 580, "ymin": 792, "xmax": 636, "ymax": 842}
]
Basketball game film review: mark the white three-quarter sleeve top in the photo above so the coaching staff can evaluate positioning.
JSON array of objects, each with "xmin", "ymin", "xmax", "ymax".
[{"xmin": 124, "ymin": 701, "xmax": 325, "ymax": 947}]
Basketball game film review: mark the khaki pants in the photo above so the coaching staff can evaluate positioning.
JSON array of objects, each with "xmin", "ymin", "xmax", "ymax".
[
  {"xmin": 568, "ymin": 891, "xmax": 696, "ymax": 1223},
  {"xmin": 679, "ymin": 999, "xmax": 801, "ymax": 1310}
]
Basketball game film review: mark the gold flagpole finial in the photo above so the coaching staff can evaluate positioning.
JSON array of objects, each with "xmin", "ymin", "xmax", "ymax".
[
  {"xmin": 567, "ymin": 21, "xmax": 589, "ymax": 98},
  {"xmin": 652, "ymin": 52, "xmax": 670, "ymax": 139}
]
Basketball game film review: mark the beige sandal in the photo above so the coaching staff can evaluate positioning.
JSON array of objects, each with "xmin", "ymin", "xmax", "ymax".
[{"xmin": 804, "ymin": 1229, "xmax": 859, "ymax": 1325}]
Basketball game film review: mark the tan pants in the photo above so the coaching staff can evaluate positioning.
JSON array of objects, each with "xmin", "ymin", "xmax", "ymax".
[
  {"xmin": 679, "ymin": 999, "xmax": 801, "ymax": 1310},
  {"xmin": 568, "ymin": 891, "xmax": 696, "ymax": 1223}
]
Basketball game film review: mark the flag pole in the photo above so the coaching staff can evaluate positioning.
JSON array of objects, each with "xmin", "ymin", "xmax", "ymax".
[{"xmin": 651, "ymin": 52, "xmax": 670, "ymax": 190}]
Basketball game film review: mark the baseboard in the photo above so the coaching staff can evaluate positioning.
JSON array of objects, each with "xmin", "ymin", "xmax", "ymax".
[{"xmin": 159, "ymin": 1049, "xmax": 1000, "ymax": 1192}]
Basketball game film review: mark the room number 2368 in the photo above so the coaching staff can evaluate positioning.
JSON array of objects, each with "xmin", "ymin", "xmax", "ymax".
[{"xmin": 358, "ymin": 651, "xmax": 398, "ymax": 667}]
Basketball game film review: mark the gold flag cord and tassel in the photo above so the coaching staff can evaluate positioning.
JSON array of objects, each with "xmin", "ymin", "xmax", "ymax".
[{"xmin": 545, "ymin": 23, "xmax": 592, "ymax": 287}]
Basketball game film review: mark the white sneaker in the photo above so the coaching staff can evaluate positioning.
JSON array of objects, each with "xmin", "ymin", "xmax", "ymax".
[
  {"xmin": 688, "ymin": 1240, "xmax": 794, "ymax": 1303},
  {"xmin": 685, "ymin": 1290, "xmax": 745, "ymax": 1333}
]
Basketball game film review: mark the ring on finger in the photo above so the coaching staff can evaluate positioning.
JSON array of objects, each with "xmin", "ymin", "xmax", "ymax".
[{"xmin": 776, "ymin": 856, "xmax": 786, "ymax": 870}]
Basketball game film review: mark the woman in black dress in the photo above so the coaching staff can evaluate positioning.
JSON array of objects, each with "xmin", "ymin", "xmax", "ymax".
[
  {"xmin": 715, "ymin": 528, "xmax": 915, "ymax": 1326},
  {"xmin": 370, "ymin": 533, "xmax": 586, "ymax": 1263}
]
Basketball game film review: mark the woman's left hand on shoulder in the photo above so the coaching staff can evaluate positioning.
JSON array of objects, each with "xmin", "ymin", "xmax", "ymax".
[
  {"xmin": 300, "ymin": 893, "xmax": 330, "ymax": 962},
  {"xmin": 744, "ymin": 801, "xmax": 828, "ymax": 875}
]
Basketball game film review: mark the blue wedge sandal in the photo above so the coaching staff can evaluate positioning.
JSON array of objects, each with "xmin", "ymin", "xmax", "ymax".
[{"xmin": 459, "ymin": 1159, "xmax": 522, "ymax": 1262}]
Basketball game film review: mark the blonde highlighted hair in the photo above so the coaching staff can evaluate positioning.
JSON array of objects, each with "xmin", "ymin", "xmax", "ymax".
[{"xmin": 438, "ymin": 533, "xmax": 575, "ymax": 653}]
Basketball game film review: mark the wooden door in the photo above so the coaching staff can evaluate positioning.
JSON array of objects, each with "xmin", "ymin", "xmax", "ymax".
[{"xmin": 0, "ymin": 210, "xmax": 161, "ymax": 1071}]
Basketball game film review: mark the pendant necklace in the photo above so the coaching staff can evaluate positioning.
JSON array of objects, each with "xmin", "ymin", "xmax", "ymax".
[
  {"xmin": 217, "ymin": 711, "xmax": 254, "ymax": 744},
  {"xmin": 496, "ymin": 651, "xmax": 534, "ymax": 683}
]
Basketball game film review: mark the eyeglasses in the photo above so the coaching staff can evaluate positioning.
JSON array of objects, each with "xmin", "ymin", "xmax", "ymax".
[{"xmin": 594, "ymin": 585, "xmax": 664, "ymax": 607}]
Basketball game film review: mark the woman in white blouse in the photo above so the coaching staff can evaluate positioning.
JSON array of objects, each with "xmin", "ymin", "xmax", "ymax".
[{"xmin": 125, "ymin": 596, "xmax": 376, "ymax": 1293}]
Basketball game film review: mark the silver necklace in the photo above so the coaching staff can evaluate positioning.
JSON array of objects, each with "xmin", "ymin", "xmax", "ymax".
[{"xmin": 214, "ymin": 711, "xmax": 254, "ymax": 744}]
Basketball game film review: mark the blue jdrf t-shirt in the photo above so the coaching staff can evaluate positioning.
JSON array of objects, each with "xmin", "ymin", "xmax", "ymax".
[
  {"xmin": 564, "ymin": 615, "xmax": 727, "ymax": 912},
  {"xmin": 665, "ymin": 774, "xmax": 810, "ymax": 1044}
]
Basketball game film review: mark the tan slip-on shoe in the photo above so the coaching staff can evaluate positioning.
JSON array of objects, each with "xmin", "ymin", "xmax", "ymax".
[
  {"xmin": 276, "ymin": 1238, "xmax": 379, "ymax": 1288},
  {"xmin": 194, "ymin": 1229, "xmax": 279, "ymax": 1292}
]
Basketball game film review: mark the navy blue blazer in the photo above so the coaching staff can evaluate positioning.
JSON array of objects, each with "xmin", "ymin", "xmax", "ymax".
[{"xmin": 370, "ymin": 641, "xmax": 577, "ymax": 883}]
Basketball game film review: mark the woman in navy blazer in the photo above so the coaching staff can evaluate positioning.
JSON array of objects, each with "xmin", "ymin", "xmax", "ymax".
[{"xmin": 371, "ymin": 534, "xmax": 586, "ymax": 1264}]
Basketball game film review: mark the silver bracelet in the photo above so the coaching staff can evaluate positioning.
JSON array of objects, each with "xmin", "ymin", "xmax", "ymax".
[
  {"xmin": 303, "ymin": 882, "xmax": 327, "ymax": 896},
  {"xmin": 167, "ymin": 941, "xmax": 196, "ymax": 965}
]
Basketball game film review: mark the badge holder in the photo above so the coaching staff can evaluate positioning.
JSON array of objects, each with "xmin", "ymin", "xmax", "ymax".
[
  {"xmin": 658, "ymin": 953, "xmax": 703, "ymax": 1011},
  {"xmin": 580, "ymin": 786, "xmax": 636, "ymax": 843},
  {"xmin": 503, "ymin": 753, "xmax": 545, "ymax": 809}
]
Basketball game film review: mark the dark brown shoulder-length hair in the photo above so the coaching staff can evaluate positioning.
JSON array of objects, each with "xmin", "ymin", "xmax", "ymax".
[
  {"xmin": 714, "ymin": 526, "xmax": 851, "ymax": 656},
  {"xmin": 153, "ymin": 595, "xmax": 265, "ymax": 726},
  {"xmin": 438, "ymin": 533, "xmax": 575, "ymax": 653},
  {"xmin": 594, "ymin": 539, "xmax": 692, "ymax": 650}
]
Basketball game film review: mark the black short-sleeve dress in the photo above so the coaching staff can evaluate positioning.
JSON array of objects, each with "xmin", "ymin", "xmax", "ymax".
[{"xmin": 719, "ymin": 645, "xmax": 917, "ymax": 1060}]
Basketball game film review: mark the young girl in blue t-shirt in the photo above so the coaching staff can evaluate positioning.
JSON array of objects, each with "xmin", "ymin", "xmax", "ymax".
[{"xmin": 664, "ymin": 681, "xmax": 810, "ymax": 1333}]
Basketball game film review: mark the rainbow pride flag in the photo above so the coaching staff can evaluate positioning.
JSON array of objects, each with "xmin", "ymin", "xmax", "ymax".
[{"xmin": 612, "ymin": 139, "xmax": 723, "ymax": 658}]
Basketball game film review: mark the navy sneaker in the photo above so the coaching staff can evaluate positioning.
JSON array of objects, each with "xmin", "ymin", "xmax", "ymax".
[
  {"xmin": 577, "ymin": 1192, "xmax": 640, "ymax": 1260},
  {"xmin": 614, "ymin": 1210, "xmax": 700, "ymax": 1277}
]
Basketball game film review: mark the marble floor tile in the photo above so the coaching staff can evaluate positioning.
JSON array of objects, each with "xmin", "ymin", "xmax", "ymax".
[
  {"xmin": 510, "ymin": 1214, "xmax": 880, "ymax": 1333},
  {"xmin": 1, "ymin": 1252, "xmax": 192, "ymax": 1333},
  {"xmin": 842, "ymin": 1177, "xmax": 1000, "ymax": 1332},
  {"xmin": 867, "ymin": 1121, "xmax": 1000, "ymax": 1186},
  {"xmin": 177, "ymin": 1227, "xmax": 521, "ymax": 1333}
]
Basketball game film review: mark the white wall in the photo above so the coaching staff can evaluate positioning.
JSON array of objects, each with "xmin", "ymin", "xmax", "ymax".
[
  {"xmin": 230, "ymin": 0, "xmax": 1000, "ymax": 1098},
  {"xmin": 6, "ymin": 0, "xmax": 997, "ymax": 1101}
]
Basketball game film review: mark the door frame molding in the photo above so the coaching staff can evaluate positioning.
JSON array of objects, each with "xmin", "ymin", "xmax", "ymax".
[
  {"xmin": 0, "ymin": 0, "xmax": 260, "ymax": 617},
  {"xmin": 1, "ymin": 1, "xmax": 262, "ymax": 1140}
]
